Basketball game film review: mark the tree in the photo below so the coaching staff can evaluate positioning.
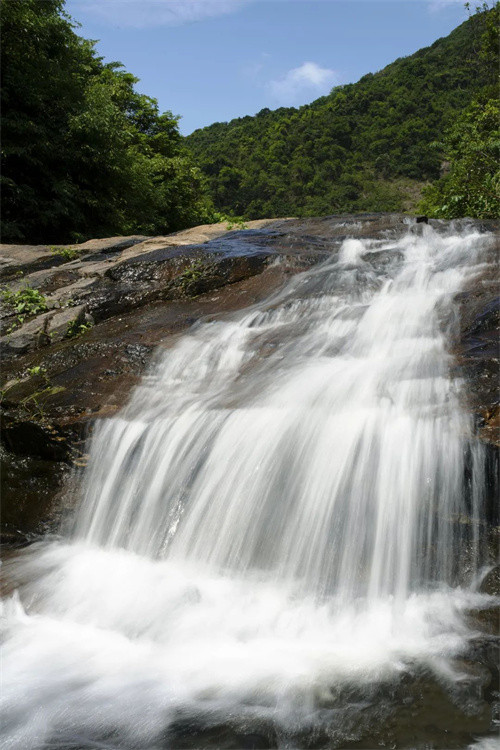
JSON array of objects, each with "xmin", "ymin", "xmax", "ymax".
[
  {"xmin": 420, "ymin": 98, "xmax": 499, "ymax": 219},
  {"xmin": 420, "ymin": 2, "xmax": 499, "ymax": 219},
  {"xmin": 1, "ymin": 0, "xmax": 212, "ymax": 243}
]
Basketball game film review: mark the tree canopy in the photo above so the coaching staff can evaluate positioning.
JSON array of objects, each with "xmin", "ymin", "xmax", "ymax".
[
  {"xmin": 420, "ymin": 2, "xmax": 499, "ymax": 219},
  {"xmin": 1, "ymin": 0, "xmax": 213, "ymax": 243}
]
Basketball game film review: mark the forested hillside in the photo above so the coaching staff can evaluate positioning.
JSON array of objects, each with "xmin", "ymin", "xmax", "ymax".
[
  {"xmin": 2, "ymin": 2, "xmax": 497, "ymax": 243},
  {"xmin": 1, "ymin": 0, "xmax": 213, "ymax": 243},
  {"xmin": 186, "ymin": 6, "xmax": 499, "ymax": 219},
  {"xmin": 420, "ymin": 3, "xmax": 499, "ymax": 219}
]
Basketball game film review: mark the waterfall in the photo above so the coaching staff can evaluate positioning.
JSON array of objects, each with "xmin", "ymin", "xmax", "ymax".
[
  {"xmin": 76, "ymin": 225, "xmax": 488, "ymax": 599},
  {"xmin": 1, "ymin": 224, "xmax": 496, "ymax": 749}
]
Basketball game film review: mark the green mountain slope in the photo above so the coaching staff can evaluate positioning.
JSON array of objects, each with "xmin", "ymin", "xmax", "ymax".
[{"xmin": 186, "ymin": 9, "xmax": 496, "ymax": 218}]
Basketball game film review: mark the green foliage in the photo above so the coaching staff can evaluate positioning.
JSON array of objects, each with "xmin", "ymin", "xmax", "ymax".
[
  {"xmin": 226, "ymin": 218, "xmax": 248, "ymax": 230},
  {"xmin": 176, "ymin": 259, "xmax": 212, "ymax": 297},
  {"xmin": 1, "ymin": 0, "xmax": 213, "ymax": 243},
  {"xmin": 420, "ymin": 98, "xmax": 499, "ymax": 218},
  {"xmin": 420, "ymin": 3, "xmax": 499, "ymax": 219},
  {"xmin": 49, "ymin": 245, "xmax": 79, "ymax": 261},
  {"xmin": 20, "ymin": 385, "xmax": 65, "ymax": 421},
  {"xmin": 65, "ymin": 318, "xmax": 92, "ymax": 338},
  {"xmin": 1, "ymin": 285, "xmax": 48, "ymax": 333},
  {"xmin": 211, "ymin": 212, "xmax": 248, "ymax": 229},
  {"xmin": 20, "ymin": 393, "xmax": 47, "ymax": 420},
  {"xmin": 1, "ymin": 286, "xmax": 48, "ymax": 317},
  {"xmin": 186, "ymin": 7, "xmax": 498, "ymax": 218},
  {"xmin": 27, "ymin": 365, "xmax": 51, "ymax": 386}
]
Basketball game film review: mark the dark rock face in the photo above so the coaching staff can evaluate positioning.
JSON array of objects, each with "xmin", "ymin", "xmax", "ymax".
[
  {"xmin": 453, "ymin": 233, "xmax": 499, "ymax": 531},
  {"xmin": 1, "ymin": 214, "xmax": 498, "ymax": 542},
  {"xmin": 456, "ymin": 251, "xmax": 499, "ymax": 446},
  {"xmin": 0, "ymin": 446, "xmax": 71, "ymax": 544}
]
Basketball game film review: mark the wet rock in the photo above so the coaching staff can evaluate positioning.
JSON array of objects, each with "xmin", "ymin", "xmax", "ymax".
[
  {"xmin": 1, "ymin": 214, "xmax": 498, "ymax": 540},
  {"xmin": 0, "ymin": 244, "xmax": 69, "ymax": 279},
  {"xmin": 0, "ymin": 222, "xmax": 284, "ymax": 361},
  {"xmin": 0, "ymin": 305, "xmax": 93, "ymax": 358},
  {"xmin": 0, "ymin": 312, "xmax": 54, "ymax": 356},
  {"xmin": 453, "ymin": 229, "xmax": 499, "ymax": 536},
  {"xmin": 1, "ymin": 418, "xmax": 73, "ymax": 461},
  {"xmin": 0, "ymin": 235, "xmax": 148, "ymax": 280},
  {"xmin": 0, "ymin": 446, "xmax": 71, "ymax": 543},
  {"xmin": 47, "ymin": 304, "xmax": 91, "ymax": 338},
  {"xmin": 479, "ymin": 565, "xmax": 500, "ymax": 596}
]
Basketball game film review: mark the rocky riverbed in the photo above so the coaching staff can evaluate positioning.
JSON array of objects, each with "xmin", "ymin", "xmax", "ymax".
[{"xmin": 1, "ymin": 214, "xmax": 498, "ymax": 544}]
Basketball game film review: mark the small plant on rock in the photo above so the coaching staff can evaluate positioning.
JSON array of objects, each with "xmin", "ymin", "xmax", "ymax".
[
  {"xmin": 27, "ymin": 365, "xmax": 51, "ymax": 385},
  {"xmin": 1, "ymin": 285, "xmax": 48, "ymax": 332},
  {"xmin": 176, "ymin": 259, "xmax": 212, "ymax": 297},
  {"xmin": 65, "ymin": 318, "xmax": 92, "ymax": 339},
  {"xmin": 211, "ymin": 212, "xmax": 248, "ymax": 230},
  {"xmin": 1, "ymin": 285, "xmax": 48, "ymax": 317},
  {"xmin": 49, "ymin": 245, "xmax": 79, "ymax": 262},
  {"xmin": 226, "ymin": 216, "xmax": 247, "ymax": 230}
]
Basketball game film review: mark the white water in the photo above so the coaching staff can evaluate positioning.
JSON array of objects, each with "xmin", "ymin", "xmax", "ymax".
[{"xmin": 1, "ymin": 225, "xmax": 496, "ymax": 748}]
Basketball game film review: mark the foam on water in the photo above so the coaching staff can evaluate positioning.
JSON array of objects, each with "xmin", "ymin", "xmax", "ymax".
[{"xmin": 1, "ymin": 225, "xmax": 496, "ymax": 748}]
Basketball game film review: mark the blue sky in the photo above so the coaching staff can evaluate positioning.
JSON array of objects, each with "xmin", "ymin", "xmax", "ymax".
[{"xmin": 66, "ymin": 0, "xmax": 468, "ymax": 135}]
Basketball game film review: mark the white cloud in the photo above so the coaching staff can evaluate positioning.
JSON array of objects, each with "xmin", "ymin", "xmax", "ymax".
[
  {"xmin": 71, "ymin": 0, "xmax": 247, "ymax": 29},
  {"xmin": 268, "ymin": 62, "xmax": 338, "ymax": 105}
]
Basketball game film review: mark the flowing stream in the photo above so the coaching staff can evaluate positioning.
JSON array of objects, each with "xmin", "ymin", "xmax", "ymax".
[{"xmin": 1, "ymin": 224, "xmax": 497, "ymax": 749}]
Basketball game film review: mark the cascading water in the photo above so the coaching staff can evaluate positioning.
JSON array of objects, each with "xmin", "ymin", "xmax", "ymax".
[{"xmin": 1, "ymin": 224, "xmax": 497, "ymax": 749}]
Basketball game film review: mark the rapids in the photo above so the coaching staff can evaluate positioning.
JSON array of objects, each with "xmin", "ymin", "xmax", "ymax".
[{"xmin": 1, "ymin": 223, "xmax": 498, "ymax": 749}]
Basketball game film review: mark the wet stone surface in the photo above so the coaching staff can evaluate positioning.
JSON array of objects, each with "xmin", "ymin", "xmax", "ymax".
[{"xmin": 1, "ymin": 214, "xmax": 498, "ymax": 542}]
